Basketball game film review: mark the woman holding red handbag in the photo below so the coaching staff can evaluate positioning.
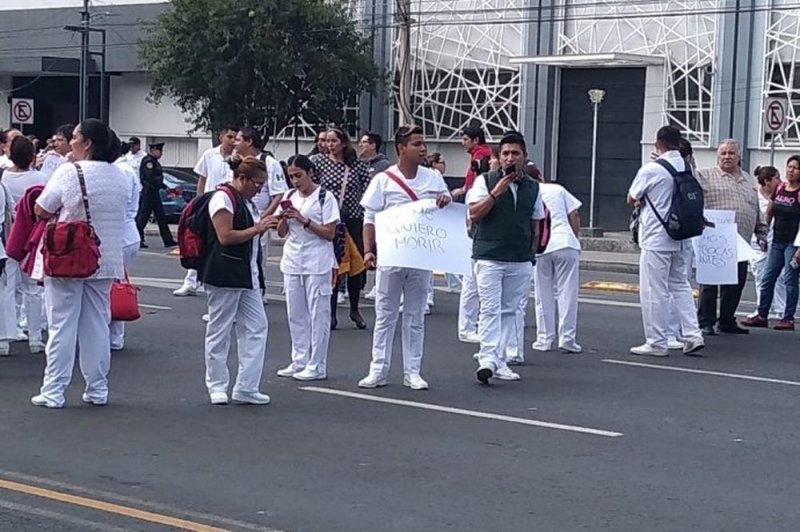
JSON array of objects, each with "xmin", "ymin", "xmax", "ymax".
[{"xmin": 30, "ymin": 120, "xmax": 131, "ymax": 409}]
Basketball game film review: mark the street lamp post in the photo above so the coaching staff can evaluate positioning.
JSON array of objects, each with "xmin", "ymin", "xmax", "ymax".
[{"xmin": 587, "ymin": 89, "xmax": 606, "ymax": 237}]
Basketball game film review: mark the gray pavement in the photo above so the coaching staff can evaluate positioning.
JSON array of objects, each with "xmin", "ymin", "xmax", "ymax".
[{"xmin": 0, "ymin": 243, "xmax": 798, "ymax": 531}]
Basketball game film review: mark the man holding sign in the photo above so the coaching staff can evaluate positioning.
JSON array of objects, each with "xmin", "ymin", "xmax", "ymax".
[{"xmin": 357, "ymin": 124, "xmax": 451, "ymax": 391}]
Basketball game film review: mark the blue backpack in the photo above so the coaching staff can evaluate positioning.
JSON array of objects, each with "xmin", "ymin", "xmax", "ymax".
[{"xmin": 645, "ymin": 159, "xmax": 705, "ymax": 240}]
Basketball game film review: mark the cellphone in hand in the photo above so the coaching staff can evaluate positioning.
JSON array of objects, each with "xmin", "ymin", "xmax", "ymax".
[{"xmin": 280, "ymin": 199, "xmax": 293, "ymax": 210}]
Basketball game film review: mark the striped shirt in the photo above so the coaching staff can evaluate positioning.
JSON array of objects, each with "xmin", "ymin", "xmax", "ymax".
[{"xmin": 695, "ymin": 166, "xmax": 767, "ymax": 241}]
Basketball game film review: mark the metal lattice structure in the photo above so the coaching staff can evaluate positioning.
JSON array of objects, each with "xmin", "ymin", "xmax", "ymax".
[
  {"xmin": 398, "ymin": 0, "xmax": 524, "ymax": 141},
  {"xmin": 763, "ymin": 1, "xmax": 800, "ymax": 146},
  {"xmin": 558, "ymin": 0, "xmax": 718, "ymax": 145}
]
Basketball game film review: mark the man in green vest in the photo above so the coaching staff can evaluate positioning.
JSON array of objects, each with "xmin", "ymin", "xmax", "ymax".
[{"xmin": 466, "ymin": 133, "xmax": 545, "ymax": 384}]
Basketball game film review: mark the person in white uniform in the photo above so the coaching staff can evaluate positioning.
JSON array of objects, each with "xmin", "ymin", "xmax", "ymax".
[
  {"xmin": 533, "ymin": 178, "xmax": 583, "ymax": 353},
  {"xmin": 201, "ymin": 154, "xmax": 277, "ymax": 405},
  {"xmin": 468, "ymin": 133, "xmax": 544, "ymax": 384},
  {"xmin": 124, "ymin": 136, "xmax": 146, "ymax": 175},
  {"xmin": 110, "ymin": 139, "xmax": 142, "ymax": 350},
  {"xmin": 39, "ymin": 124, "xmax": 73, "ymax": 180},
  {"xmin": 174, "ymin": 126, "xmax": 237, "ymax": 297},
  {"xmin": 627, "ymin": 126, "xmax": 705, "ymax": 357},
  {"xmin": 275, "ymin": 154, "xmax": 340, "ymax": 381},
  {"xmin": 0, "ymin": 129, "xmax": 22, "ymax": 169},
  {"xmin": 1, "ymin": 136, "xmax": 47, "ymax": 352},
  {"xmin": 358, "ymin": 124, "xmax": 451, "ymax": 390},
  {"xmin": 0, "ymin": 180, "xmax": 17, "ymax": 356},
  {"xmin": 32, "ymin": 119, "xmax": 131, "ymax": 408}
]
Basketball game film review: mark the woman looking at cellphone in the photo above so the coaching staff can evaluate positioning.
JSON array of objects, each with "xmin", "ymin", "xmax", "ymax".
[{"xmin": 275, "ymin": 155, "xmax": 341, "ymax": 381}]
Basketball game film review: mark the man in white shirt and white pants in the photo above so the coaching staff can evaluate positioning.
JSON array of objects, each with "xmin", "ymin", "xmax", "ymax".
[
  {"xmin": 174, "ymin": 127, "xmax": 238, "ymax": 297},
  {"xmin": 627, "ymin": 125, "xmax": 705, "ymax": 357},
  {"xmin": 358, "ymin": 124, "xmax": 451, "ymax": 390}
]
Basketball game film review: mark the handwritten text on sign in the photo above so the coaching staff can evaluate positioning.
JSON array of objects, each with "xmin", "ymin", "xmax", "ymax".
[
  {"xmin": 375, "ymin": 199, "xmax": 471, "ymax": 275},
  {"xmin": 693, "ymin": 223, "xmax": 738, "ymax": 285}
]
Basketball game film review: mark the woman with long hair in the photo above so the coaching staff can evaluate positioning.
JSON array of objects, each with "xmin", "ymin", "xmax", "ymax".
[
  {"xmin": 314, "ymin": 127, "xmax": 371, "ymax": 330},
  {"xmin": 31, "ymin": 119, "xmax": 130, "ymax": 408},
  {"xmin": 275, "ymin": 155, "xmax": 340, "ymax": 380}
]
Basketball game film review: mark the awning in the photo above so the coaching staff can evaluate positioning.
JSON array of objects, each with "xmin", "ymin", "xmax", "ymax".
[{"xmin": 509, "ymin": 53, "xmax": 664, "ymax": 68}]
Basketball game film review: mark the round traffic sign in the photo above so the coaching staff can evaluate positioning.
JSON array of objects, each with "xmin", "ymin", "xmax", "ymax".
[
  {"xmin": 12, "ymin": 100, "xmax": 32, "ymax": 123},
  {"xmin": 766, "ymin": 99, "xmax": 786, "ymax": 133}
]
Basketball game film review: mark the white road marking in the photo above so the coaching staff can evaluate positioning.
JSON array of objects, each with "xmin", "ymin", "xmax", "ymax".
[
  {"xmin": 603, "ymin": 359, "xmax": 800, "ymax": 387},
  {"xmin": 578, "ymin": 297, "xmax": 639, "ymax": 308},
  {"xmin": 139, "ymin": 303, "xmax": 172, "ymax": 311},
  {"xmin": 300, "ymin": 386, "xmax": 623, "ymax": 438}
]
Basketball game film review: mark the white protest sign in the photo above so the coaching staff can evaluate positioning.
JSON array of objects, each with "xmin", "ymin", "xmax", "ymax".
[
  {"xmin": 375, "ymin": 199, "xmax": 471, "ymax": 275},
  {"xmin": 704, "ymin": 209, "xmax": 735, "ymax": 225},
  {"xmin": 693, "ymin": 223, "xmax": 738, "ymax": 285},
  {"xmin": 794, "ymin": 230, "xmax": 800, "ymax": 248},
  {"xmin": 736, "ymin": 235, "xmax": 758, "ymax": 262}
]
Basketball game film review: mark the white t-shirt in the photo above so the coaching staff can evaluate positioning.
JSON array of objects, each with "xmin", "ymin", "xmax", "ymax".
[
  {"xmin": 466, "ymin": 174, "xmax": 546, "ymax": 220},
  {"xmin": 40, "ymin": 152, "xmax": 67, "ymax": 180},
  {"xmin": 361, "ymin": 164, "xmax": 451, "ymax": 224},
  {"xmin": 252, "ymin": 154, "xmax": 288, "ymax": 213},
  {"xmin": 125, "ymin": 151, "xmax": 145, "ymax": 175},
  {"xmin": 275, "ymin": 186, "xmax": 340, "ymax": 275},
  {"xmin": 628, "ymin": 150, "xmax": 686, "ymax": 252},
  {"xmin": 194, "ymin": 147, "xmax": 232, "ymax": 194},
  {"xmin": 208, "ymin": 190, "xmax": 261, "ymax": 289},
  {"xmin": 1, "ymin": 169, "xmax": 47, "ymax": 206},
  {"xmin": 114, "ymin": 161, "xmax": 142, "ymax": 247},
  {"xmin": 0, "ymin": 155, "xmax": 10, "ymax": 169},
  {"xmin": 539, "ymin": 183, "xmax": 582, "ymax": 255}
]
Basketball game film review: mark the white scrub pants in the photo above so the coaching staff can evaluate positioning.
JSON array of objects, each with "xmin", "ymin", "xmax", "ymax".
[
  {"xmin": 534, "ymin": 248, "xmax": 580, "ymax": 349},
  {"xmin": 750, "ymin": 250, "xmax": 787, "ymax": 316},
  {"xmin": 284, "ymin": 272, "xmax": 332, "ymax": 374},
  {"xmin": 639, "ymin": 247, "xmax": 702, "ymax": 349},
  {"xmin": 458, "ymin": 261, "xmax": 480, "ymax": 336},
  {"xmin": 475, "ymin": 260, "xmax": 533, "ymax": 370},
  {"xmin": 368, "ymin": 266, "xmax": 431, "ymax": 379},
  {"xmin": 505, "ymin": 278, "xmax": 531, "ymax": 359},
  {"xmin": 110, "ymin": 243, "xmax": 140, "ymax": 350},
  {"xmin": 8, "ymin": 259, "xmax": 43, "ymax": 345},
  {"xmin": 0, "ymin": 263, "xmax": 17, "ymax": 341},
  {"xmin": 39, "ymin": 278, "xmax": 113, "ymax": 406},
  {"xmin": 204, "ymin": 286, "xmax": 267, "ymax": 395}
]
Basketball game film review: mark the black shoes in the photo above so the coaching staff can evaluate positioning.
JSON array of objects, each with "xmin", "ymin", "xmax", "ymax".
[
  {"xmin": 700, "ymin": 326, "xmax": 716, "ymax": 336},
  {"xmin": 350, "ymin": 311, "xmax": 367, "ymax": 330},
  {"xmin": 718, "ymin": 324, "xmax": 749, "ymax": 335}
]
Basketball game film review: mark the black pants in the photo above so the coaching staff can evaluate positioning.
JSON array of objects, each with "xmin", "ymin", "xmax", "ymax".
[
  {"xmin": 697, "ymin": 261, "xmax": 748, "ymax": 328},
  {"xmin": 136, "ymin": 189, "xmax": 176, "ymax": 246},
  {"xmin": 331, "ymin": 216, "xmax": 365, "ymax": 316}
]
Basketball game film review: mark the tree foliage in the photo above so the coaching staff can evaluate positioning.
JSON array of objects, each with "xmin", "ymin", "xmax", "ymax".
[{"xmin": 139, "ymin": 0, "xmax": 381, "ymax": 137}]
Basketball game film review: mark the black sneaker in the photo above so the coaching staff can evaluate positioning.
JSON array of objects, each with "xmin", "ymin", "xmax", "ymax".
[
  {"xmin": 700, "ymin": 326, "xmax": 716, "ymax": 336},
  {"xmin": 718, "ymin": 324, "xmax": 749, "ymax": 335},
  {"xmin": 476, "ymin": 366, "xmax": 493, "ymax": 384}
]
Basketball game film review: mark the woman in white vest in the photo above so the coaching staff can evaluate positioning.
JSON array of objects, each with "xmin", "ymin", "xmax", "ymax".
[
  {"xmin": 32, "ymin": 119, "xmax": 131, "ymax": 408},
  {"xmin": 275, "ymin": 155, "xmax": 340, "ymax": 380},
  {"xmin": 533, "ymin": 179, "xmax": 583, "ymax": 353}
]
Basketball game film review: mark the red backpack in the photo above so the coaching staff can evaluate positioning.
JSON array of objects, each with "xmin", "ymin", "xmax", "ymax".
[{"xmin": 177, "ymin": 185, "xmax": 237, "ymax": 272}]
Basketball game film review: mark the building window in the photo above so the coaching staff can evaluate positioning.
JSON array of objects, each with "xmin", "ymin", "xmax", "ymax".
[{"xmin": 666, "ymin": 62, "xmax": 713, "ymax": 145}]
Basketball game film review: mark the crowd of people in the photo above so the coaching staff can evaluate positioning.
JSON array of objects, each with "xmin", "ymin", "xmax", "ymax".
[{"xmin": 0, "ymin": 118, "xmax": 794, "ymax": 408}]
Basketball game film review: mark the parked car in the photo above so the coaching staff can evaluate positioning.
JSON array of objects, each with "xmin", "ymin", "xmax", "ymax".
[{"xmin": 159, "ymin": 168, "xmax": 198, "ymax": 223}]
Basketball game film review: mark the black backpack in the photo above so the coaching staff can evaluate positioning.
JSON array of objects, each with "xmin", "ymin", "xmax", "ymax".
[{"xmin": 645, "ymin": 159, "xmax": 705, "ymax": 240}]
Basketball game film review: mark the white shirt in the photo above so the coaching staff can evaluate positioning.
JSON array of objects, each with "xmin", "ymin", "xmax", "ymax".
[
  {"xmin": 0, "ymin": 155, "xmax": 10, "ymax": 169},
  {"xmin": 275, "ymin": 186, "xmax": 340, "ymax": 275},
  {"xmin": 628, "ymin": 150, "xmax": 686, "ymax": 252},
  {"xmin": 539, "ymin": 183, "xmax": 582, "ymax": 254},
  {"xmin": 0, "ymin": 184, "xmax": 8, "ymax": 260},
  {"xmin": 114, "ymin": 161, "xmax": 142, "ymax": 247},
  {"xmin": 40, "ymin": 152, "xmax": 68, "ymax": 180},
  {"xmin": 36, "ymin": 161, "xmax": 131, "ymax": 280},
  {"xmin": 208, "ymin": 190, "xmax": 261, "ymax": 289},
  {"xmin": 1, "ymin": 169, "xmax": 47, "ymax": 206},
  {"xmin": 124, "ymin": 151, "xmax": 146, "ymax": 175},
  {"xmin": 252, "ymin": 154, "xmax": 288, "ymax": 213},
  {"xmin": 194, "ymin": 146, "xmax": 233, "ymax": 194},
  {"xmin": 361, "ymin": 164, "xmax": 450, "ymax": 224},
  {"xmin": 466, "ymin": 174, "xmax": 546, "ymax": 220}
]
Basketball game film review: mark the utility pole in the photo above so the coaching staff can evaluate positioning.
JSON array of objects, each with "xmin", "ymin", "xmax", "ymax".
[
  {"xmin": 395, "ymin": 0, "xmax": 412, "ymax": 125},
  {"xmin": 79, "ymin": 0, "xmax": 89, "ymax": 122}
]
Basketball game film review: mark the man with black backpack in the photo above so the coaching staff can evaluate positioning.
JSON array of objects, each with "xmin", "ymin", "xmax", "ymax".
[{"xmin": 627, "ymin": 126, "xmax": 705, "ymax": 357}]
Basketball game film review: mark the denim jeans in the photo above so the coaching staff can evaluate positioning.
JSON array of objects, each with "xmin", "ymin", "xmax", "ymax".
[{"xmin": 757, "ymin": 242, "xmax": 799, "ymax": 319}]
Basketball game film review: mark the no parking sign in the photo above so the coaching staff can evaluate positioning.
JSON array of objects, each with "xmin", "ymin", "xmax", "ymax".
[{"xmin": 11, "ymin": 98, "xmax": 34, "ymax": 125}]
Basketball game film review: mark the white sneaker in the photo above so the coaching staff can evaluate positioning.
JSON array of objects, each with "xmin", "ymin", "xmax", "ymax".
[
  {"xmin": 336, "ymin": 292, "xmax": 346, "ymax": 305},
  {"xmin": 494, "ymin": 366, "xmax": 521, "ymax": 381},
  {"xmin": 0, "ymin": 341, "xmax": 10, "ymax": 356},
  {"xmin": 31, "ymin": 394, "xmax": 62, "ymax": 408},
  {"xmin": 209, "ymin": 392, "xmax": 228, "ymax": 405},
  {"xmin": 458, "ymin": 331, "xmax": 480, "ymax": 344},
  {"xmin": 667, "ymin": 339, "xmax": 684, "ymax": 350},
  {"xmin": 29, "ymin": 342, "xmax": 45, "ymax": 354},
  {"xmin": 403, "ymin": 374, "xmax": 429, "ymax": 390},
  {"xmin": 201, "ymin": 314, "xmax": 210, "ymax": 323},
  {"xmin": 358, "ymin": 374, "xmax": 387, "ymax": 388},
  {"xmin": 232, "ymin": 391, "xmax": 271, "ymax": 405},
  {"xmin": 424, "ymin": 304, "xmax": 431, "ymax": 316},
  {"xmin": 81, "ymin": 393, "xmax": 107, "ymax": 406},
  {"xmin": 559, "ymin": 343, "xmax": 582, "ymax": 354},
  {"xmin": 293, "ymin": 368, "xmax": 327, "ymax": 381},
  {"xmin": 531, "ymin": 341, "xmax": 552, "ymax": 352},
  {"xmin": 364, "ymin": 287, "xmax": 377, "ymax": 300},
  {"xmin": 173, "ymin": 284, "xmax": 197, "ymax": 297},
  {"xmin": 276, "ymin": 363, "xmax": 303, "ymax": 378},
  {"xmin": 683, "ymin": 337, "xmax": 705, "ymax": 356},
  {"xmin": 630, "ymin": 343, "xmax": 668, "ymax": 357}
]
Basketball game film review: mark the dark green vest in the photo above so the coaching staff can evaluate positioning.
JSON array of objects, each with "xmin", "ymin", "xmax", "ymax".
[{"xmin": 472, "ymin": 172, "xmax": 539, "ymax": 262}]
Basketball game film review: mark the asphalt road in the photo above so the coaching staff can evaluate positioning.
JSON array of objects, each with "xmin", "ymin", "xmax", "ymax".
[{"xmin": 0, "ymin": 243, "xmax": 798, "ymax": 531}]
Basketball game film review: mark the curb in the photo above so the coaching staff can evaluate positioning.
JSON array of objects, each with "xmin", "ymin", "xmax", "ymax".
[{"xmin": 579, "ymin": 259, "xmax": 639, "ymax": 275}]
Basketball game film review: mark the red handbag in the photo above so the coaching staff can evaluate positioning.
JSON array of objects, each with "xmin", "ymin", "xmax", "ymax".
[
  {"xmin": 110, "ymin": 272, "xmax": 140, "ymax": 321},
  {"xmin": 43, "ymin": 163, "xmax": 101, "ymax": 278}
]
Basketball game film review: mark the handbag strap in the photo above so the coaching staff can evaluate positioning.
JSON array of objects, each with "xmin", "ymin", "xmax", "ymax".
[
  {"xmin": 73, "ymin": 163, "xmax": 93, "ymax": 226},
  {"xmin": 385, "ymin": 170, "xmax": 419, "ymax": 201}
]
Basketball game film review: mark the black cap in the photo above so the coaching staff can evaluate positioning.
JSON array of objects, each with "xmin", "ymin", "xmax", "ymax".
[
  {"xmin": 128, "ymin": 136, "xmax": 141, "ymax": 144},
  {"xmin": 149, "ymin": 142, "xmax": 164, "ymax": 150}
]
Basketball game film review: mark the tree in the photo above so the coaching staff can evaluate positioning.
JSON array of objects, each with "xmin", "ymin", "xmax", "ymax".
[{"xmin": 139, "ymin": 0, "xmax": 381, "ymax": 137}]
